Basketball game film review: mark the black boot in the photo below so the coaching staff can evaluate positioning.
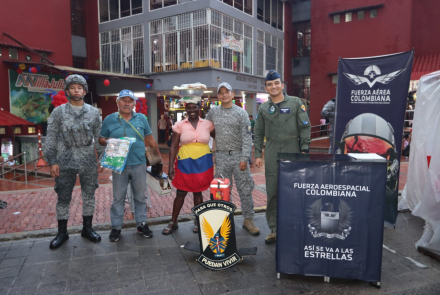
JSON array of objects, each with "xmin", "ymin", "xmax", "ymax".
[
  {"xmin": 81, "ymin": 216, "xmax": 101, "ymax": 242},
  {"xmin": 50, "ymin": 220, "xmax": 69, "ymax": 249}
]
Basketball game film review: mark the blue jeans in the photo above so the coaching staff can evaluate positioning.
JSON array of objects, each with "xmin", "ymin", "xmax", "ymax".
[{"xmin": 111, "ymin": 163, "xmax": 147, "ymax": 229}]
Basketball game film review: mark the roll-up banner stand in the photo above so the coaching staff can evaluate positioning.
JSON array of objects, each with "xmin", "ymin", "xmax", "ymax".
[{"xmin": 333, "ymin": 51, "xmax": 414, "ymax": 226}]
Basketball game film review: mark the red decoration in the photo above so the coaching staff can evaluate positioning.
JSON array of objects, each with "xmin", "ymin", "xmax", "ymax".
[
  {"xmin": 51, "ymin": 90, "xmax": 68, "ymax": 107},
  {"xmin": 103, "ymin": 79, "xmax": 110, "ymax": 86},
  {"xmin": 30, "ymin": 67, "xmax": 38, "ymax": 73},
  {"xmin": 16, "ymin": 68, "xmax": 23, "ymax": 74},
  {"xmin": 135, "ymin": 98, "xmax": 148, "ymax": 116}
]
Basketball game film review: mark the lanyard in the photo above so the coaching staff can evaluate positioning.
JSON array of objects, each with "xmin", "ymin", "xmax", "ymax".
[{"xmin": 117, "ymin": 114, "xmax": 144, "ymax": 141}]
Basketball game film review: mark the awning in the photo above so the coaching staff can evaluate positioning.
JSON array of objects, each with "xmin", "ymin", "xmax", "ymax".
[
  {"xmin": 411, "ymin": 54, "xmax": 440, "ymax": 80},
  {"xmin": 0, "ymin": 109, "xmax": 35, "ymax": 126},
  {"xmin": 3, "ymin": 61, "xmax": 153, "ymax": 83}
]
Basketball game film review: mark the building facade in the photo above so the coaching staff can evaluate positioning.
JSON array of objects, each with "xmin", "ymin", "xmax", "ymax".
[
  {"xmin": 98, "ymin": 0, "xmax": 286, "ymax": 139},
  {"xmin": 284, "ymin": 0, "xmax": 440, "ymax": 126}
]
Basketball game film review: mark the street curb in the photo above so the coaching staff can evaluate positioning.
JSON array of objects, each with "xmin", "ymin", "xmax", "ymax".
[{"xmin": 0, "ymin": 206, "xmax": 267, "ymax": 242}]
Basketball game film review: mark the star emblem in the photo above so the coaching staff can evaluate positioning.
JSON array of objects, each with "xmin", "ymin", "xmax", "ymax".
[{"xmin": 369, "ymin": 72, "xmax": 376, "ymax": 79}]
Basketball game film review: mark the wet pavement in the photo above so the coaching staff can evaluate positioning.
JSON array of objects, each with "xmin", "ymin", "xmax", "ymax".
[{"xmin": 0, "ymin": 213, "xmax": 439, "ymax": 295}]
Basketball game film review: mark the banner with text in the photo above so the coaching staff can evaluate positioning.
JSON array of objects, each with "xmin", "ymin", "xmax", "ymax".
[
  {"xmin": 333, "ymin": 51, "xmax": 414, "ymax": 225},
  {"xmin": 222, "ymin": 33, "xmax": 244, "ymax": 53},
  {"xmin": 276, "ymin": 155, "xmax": 387, "ymax": 282},
  {"xmin": 9, "ymin": 70, "xmax": 65, "ymax": 124}
]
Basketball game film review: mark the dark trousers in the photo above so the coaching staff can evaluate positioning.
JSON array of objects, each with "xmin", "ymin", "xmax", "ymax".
[{"xmin": 159, "ymin": 129, "xmax": 166, "ymax": 143}]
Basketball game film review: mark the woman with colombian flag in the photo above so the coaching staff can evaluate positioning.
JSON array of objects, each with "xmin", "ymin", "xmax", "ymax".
[{"xmin": 164, "ymin": 93, "xmax": 215, "ymax": 235}]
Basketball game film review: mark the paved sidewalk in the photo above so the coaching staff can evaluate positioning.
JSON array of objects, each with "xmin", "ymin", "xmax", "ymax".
[
  {"xmin": 0, "ymin": 157, "xmax": 409, "ymax": 235},
  {"xmin": 0, "ymin": 213, "xmax": 439, "ymax": 295}
]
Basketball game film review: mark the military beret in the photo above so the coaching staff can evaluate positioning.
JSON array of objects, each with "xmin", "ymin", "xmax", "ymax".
[{"xmin": 265, "ymin": 70, "xmax": 281, "ymax": 81}]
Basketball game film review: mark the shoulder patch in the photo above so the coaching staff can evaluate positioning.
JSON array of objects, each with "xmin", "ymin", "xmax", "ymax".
[
  {"xmin": 302, "ymin": 121, "xmax": 309, "ymax": 126},
  {"xmin": 301, "ymin": 105, "xmax": 306, "ymax": 112}
]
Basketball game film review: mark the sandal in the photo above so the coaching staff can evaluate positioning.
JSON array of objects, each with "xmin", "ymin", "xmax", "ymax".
[
  {"xmin": 193, "ymin": 221, "xmax": 199, "ymax": 233},
  {"xmin": 162, "ymin": 222, "xmax": 178, "ymax": 235}
]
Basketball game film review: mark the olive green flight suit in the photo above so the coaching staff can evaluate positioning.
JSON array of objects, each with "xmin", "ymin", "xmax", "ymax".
[{"xmin": 254, "ymin": 95, "xmax": 311, "ymax": 232}]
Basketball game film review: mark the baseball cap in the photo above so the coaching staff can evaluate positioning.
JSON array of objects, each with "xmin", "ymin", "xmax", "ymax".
[
  {"xmin": 217, "ymin": 82, "xmax": 233, "ymax": 93},
  {"xmin": 116, "ymin": 89, "xmax": 137, "ymax": 101}
]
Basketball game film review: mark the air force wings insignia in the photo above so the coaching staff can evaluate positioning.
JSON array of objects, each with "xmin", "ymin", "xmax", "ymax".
[
  {"xmin": 192, "ymin": 200, "xmax": 241, "ymax": 270},
  {"xmin": 344, "ymin": 69, "xmax": 405, "ymax": 88},
  {"xmin": 202, "ymin": 216, "xmax": 231, "ymax": 257}
]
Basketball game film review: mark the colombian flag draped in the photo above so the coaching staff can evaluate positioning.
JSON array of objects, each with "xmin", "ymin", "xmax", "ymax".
[{"xmin": 172, "ymin": 143, "xmax": 214, "ymax": 192}]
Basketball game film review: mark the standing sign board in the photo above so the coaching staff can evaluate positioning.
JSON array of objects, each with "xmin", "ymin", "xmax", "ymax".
[
  {"xmin": 333, "ymin": 51, "xmax": 414, "ymax": 225},
  {"xmin": 192, "ymin": 200, "xmax": 242, "ymax": 270},
  {"xmin": 276, "ymin": 154, "xmax": 387, "ymax": 282}
]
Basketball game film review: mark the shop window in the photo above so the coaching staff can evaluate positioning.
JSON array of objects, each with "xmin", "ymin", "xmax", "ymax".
[
  {"xmin": 14, "ymin": 127, "xmax": 22, "ymax": 134},
  {"xmin": 333, "ymin": 15, "xmax": 340, "ymax": 24},
  {"xmin": 99, "ymin": 0, "xmax": 109, "ymax": 22},
  {"xmin": 28, "ymin": 127, "xmax": 36, "ymax": 134},
  {"xmin": 73, "ymin": 56, "xmax": 87, "ymax": 69},
  {"xmin": 71, "ymin": 0, "xmax": 85, "ymax": 36},
  {"xmin": 292, "ymin": 76, "xmax": 310, "ymax": 100},
  {"xmin": 370, "ymin": 9, "xmax": 378, "ymax": 18},
  {"xmin": 40, "ymin": 53, "xmax": 48, "ymax": 63},
  {"xmin": 100, "ymin": 0, "xmax": 143, "ymax": 22},
  {"xmin": 223, "ymin": 0, "xmax": 233, "ymax": 6},
  {"xmin": 357, "ymin": 10, "xmax": 364, "ymax": 20},
  {"xmin": 9, "ymin": 48, "xmax": 18, "ymax": 59},
  {"xmin": 295, "ymin": 22, "xmax": 311, "ymax": 57},
  {"xmin": 345, "ymin": 12, "xmax": 352, "ymax": 22},
  {"xmin": 0, "ymin": 128, "xmax": 5, "ymax": 135},
  {"xmin": 257, "ymin": 0, "xmax": 264, "ymax": 21}
]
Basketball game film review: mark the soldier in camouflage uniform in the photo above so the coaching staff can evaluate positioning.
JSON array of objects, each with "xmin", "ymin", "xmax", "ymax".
[
  {"xmin": 44, "ymin": 74, "xmax": 104, "ymax": 249},
  {"xmin": 254, "ymin": 71, "xmax": 311, "ymax": 244},
  {"xmin": 206, "ymin": 82, "xmax": 259, "ymax": 235}
]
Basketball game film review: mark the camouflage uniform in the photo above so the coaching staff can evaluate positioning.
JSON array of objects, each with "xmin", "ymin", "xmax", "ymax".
[
  {"xmin": 44, "ymin": 103, "xmax": 103, "ymax": 220},
  {"xmin": 206, "ymin": 104, "xmax": 255, "ymax": 218}
]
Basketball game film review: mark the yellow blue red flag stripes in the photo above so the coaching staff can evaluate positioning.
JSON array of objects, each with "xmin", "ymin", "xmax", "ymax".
[{"xmin": 172, "ymin": 143, "xmax": 214, "ymax": 192}]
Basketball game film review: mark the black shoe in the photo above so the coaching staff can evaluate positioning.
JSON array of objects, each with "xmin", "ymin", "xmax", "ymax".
[
  {"xmin": 50, "ymin": 220, "xmax": 69, "ymax": 249},
  {"xmin": 81, "ymin": 216, "xmax": 101, "ymax": 243},
  {"xmin": 109, "ymin": 229, "xmax": 121, "ymax": 242},
  {"xmin": 137, "ymin": 222, "xmax": 153, "ymax": 238}
]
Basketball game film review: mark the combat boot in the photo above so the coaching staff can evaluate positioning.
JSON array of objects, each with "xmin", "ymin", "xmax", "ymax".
[
  {"xmin": 243, "ymin": 218, "xmax": 260, "ymax": 235},
  {"xmin": 81, "ymin": 216, "xmax": 101, "ymax": 242},
  {"xmin": 265, "ymin": 232, "xmax": 277, "ymax": 244},
  {"xmin": 50, "ymin": 220, "xmax": 69, "ymax": 249}
]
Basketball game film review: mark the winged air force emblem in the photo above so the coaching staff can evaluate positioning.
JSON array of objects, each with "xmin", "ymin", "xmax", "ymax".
[
  {"xmin": 344, "ymin": 65, "xmax": 405, "ymax": 88},
  {"xmin": 192, "ymin": 200, "xmax": 242, "ymax": 270},
  {"xmin": 307, "ymin": 198, "xmax": 353, "ymax": 240}
]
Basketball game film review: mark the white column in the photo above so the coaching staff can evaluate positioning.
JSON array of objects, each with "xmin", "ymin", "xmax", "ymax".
[
  {"xmin": 146, "ymin": 93, "xmax": 158, "ymax": 141},
  {"xmin": 246, "ymin": 95, "xmax": 257, "ymax": 118}
]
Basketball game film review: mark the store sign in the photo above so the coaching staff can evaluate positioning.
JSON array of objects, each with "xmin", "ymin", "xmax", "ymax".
[
  {"xmin": 222, "ymin": 33, "xmax": 244, "ymax": 53},
  {"xmin": 9, "ymin": 70, "xmax": 65, "ymax": 124},
  {"xmin": 192, "ymin": 200, "xmax": 242, "ymax": 271},
  {"xmin": 334, "ymin": 50, "xmax": 414, "ymax": 225},
  {"xmin": 277, "ymin": 155, "xmax": 387, "ymax": 282}
]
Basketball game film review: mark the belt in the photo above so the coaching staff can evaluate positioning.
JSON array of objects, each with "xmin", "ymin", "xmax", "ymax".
[{"xmin": 215, "ymin": 150, "xmax": 241, "ymax": 155}]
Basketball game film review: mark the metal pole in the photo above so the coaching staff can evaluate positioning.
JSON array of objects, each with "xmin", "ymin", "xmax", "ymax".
[{"xmin": 24, "ymin": 152, "xmax": 27, "ymax": 184}]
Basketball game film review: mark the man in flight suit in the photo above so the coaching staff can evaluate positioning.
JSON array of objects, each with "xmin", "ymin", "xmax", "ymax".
[
  {"xmin": 44, "ymin": 74, "xmax": 104, "ymax": 249},
  {"xmin": 254, "ymin": 71, "xmax": 311, "ymax": 244}
]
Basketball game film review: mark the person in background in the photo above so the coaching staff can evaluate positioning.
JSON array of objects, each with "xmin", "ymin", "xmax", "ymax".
[
  {"xmin": 320, "ymin": 116, "xmax": 327, "ymax": 136},
  {"xmin": 167, "ymin": 115, "xmax": 174, "ymax": 139},
  {"xmin": 164, "ymin": 98, "xmax": 214, "ymax": 235},
  {"xmin": 158, "ymin": 114, "xmax": 167, "ymax": 143},
  {"xmin": 321, "ymin": 98, "xmax": 336, "ymax": 153}
]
